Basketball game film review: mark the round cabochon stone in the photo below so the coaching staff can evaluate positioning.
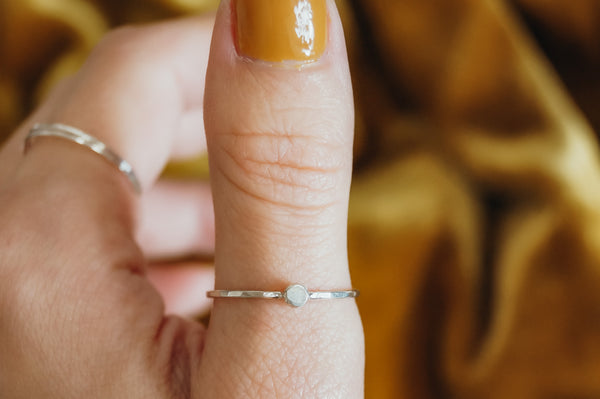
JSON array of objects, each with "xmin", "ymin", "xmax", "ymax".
[{"xmin": 284, "ymin": 284, "xmax": 309, "ymax": 307}]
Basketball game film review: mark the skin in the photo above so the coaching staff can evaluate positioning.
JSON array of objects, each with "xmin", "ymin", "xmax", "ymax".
[{"xmin": 0, "ymin": 0, "xmax": 364, "ymax": 398}]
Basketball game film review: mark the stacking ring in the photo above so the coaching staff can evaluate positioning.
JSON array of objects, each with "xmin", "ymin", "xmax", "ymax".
[
  {"xmin": 25, "ymin": 123, "xmax": 141, "ymax": 194},
  {"xmin": 207, "ymin": 284, "xmax": 359, "ymax": 308}
]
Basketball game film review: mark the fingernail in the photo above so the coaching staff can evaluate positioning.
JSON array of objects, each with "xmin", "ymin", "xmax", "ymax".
[{"xmin": 234, "ymin": 0, "xmax": 328, "ymax": 64}]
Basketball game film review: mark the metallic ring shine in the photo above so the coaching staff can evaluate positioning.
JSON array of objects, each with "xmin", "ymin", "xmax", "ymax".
[
  {"xmin": 25, "ymin": 123, "xmax": 141, "ymax": 195},
  {"xmin": 207, "ymin": 284, "xmax": 360, "ymax": 308}
]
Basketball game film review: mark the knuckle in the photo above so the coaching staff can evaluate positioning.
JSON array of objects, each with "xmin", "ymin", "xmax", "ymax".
[
  {"xmin": 98, "ymin": 24, "xmax": 144, "ymax": 51},
  {"xmin": 218, "ymin": 130, "xmax": 350, "ymax": 211},
  {"xmin": 92, "ymin": 24, "xmax": 161, "ymax": 70},
  {"xmin": 95, "ymin": 25, "xmax": 140, "ymax": 59}
]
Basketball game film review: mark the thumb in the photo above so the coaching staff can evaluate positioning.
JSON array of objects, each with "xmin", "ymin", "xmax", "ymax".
[{"xmin": 200, "ymin": 0, "xmax": 363, "ymax": 397}]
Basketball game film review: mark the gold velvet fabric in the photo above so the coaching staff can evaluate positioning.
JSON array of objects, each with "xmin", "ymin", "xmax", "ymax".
[{"xmin": 2, "ymin": 1, "xmax": 600, "ymax": 398}]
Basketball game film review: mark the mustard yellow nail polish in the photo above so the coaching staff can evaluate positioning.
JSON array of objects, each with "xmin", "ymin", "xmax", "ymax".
[{"xmin": 234, "ymin": 0, "xmax": 328, "ymax": 63}]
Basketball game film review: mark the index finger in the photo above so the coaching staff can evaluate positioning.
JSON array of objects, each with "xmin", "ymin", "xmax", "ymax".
[{"xmin": 0, "ymin": 15, "xmax": 214, "ymax": 192}]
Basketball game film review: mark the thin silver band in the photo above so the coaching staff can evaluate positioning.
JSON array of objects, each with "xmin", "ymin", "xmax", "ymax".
[
  {"xmin": 207, "ymin": 284, "xmax": 359, "ymax": 308},
  {"xmin": 25, "ymin": 123, "xmax": 141, "ymax": 194}
]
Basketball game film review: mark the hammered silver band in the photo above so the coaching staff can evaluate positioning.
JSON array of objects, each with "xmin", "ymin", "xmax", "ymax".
[
  {"xmin": 207, "ymin": 284, "xmax": 360, "ymax": 308},
  {"xmin": 25, "ymin": 123, "xmax": 141, "ymax": 194}
]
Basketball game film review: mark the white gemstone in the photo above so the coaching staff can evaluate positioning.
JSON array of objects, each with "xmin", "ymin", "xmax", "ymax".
[{"xmin": 284, "ymin": 284, "xmax": 309, "ymax": 307}]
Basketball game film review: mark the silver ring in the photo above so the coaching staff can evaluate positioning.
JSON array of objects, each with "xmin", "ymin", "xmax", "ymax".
[
  {"xmin": 207, "ymin": 284, "xmax": 359, "ymax": 308},
  {"xmin": 25, "ymin": 123, "xmax": 141, "ymax": 194}
]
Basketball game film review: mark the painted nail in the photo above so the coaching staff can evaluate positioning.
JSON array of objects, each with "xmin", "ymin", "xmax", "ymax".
[{"xmin": 234, "ymin": 0, "xmax": 328, "ymax": 64}]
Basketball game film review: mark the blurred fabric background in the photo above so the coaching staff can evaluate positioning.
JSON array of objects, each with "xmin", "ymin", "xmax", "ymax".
[{"xmin": 2, "ymin": 0, "xmax": 600, "ymax": 398}]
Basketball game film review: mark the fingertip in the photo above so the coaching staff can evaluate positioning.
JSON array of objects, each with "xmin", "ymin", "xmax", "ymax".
[
  {"xmin": 147, "ymin": 263, "xmax": 215, "ymax": 317},
  {"xmin": 137, "ymin": 181, "xmax": 214, "ymax": 259}
]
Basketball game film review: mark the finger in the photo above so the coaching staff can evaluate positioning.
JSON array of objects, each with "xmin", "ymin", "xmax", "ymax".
[
  {"xmin": 147, "ymin": 262, "xmax": 214, "ymax": 317},
  {"xmin": 137, "ymin": 180, "xmax": 214, "ymax": 259},
  {"xmin": 0, "ymin": 17, "xmax": 213, "ymax": 191},
  {"xmin": 173, "ymin": 108, "xmax": 207, "ymax": 159},
  {"xmin": 200, "ymin": 0, "xmax": 364, "ymax": 397},
  {"xmin": 39, "ymin": 15, "xmax": 214, "ymax": 191}
]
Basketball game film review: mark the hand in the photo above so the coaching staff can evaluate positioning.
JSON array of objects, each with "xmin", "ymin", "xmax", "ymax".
[{"xmin": 0, "ymin": 0, "xmax": 364, "ymax": 397}]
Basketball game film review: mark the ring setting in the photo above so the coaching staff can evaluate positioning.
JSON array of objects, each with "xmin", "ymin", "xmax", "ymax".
[{"xmin": 284, "ymin": 284, "xmax": 310, "ymax": 307}]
